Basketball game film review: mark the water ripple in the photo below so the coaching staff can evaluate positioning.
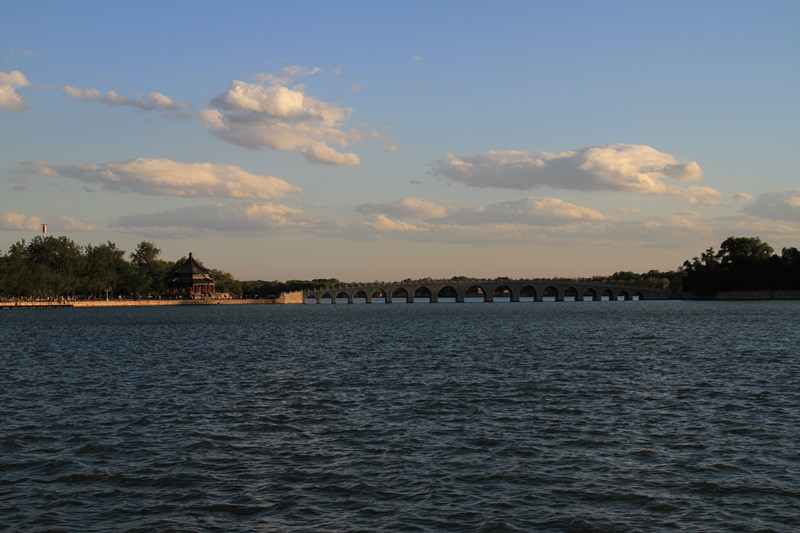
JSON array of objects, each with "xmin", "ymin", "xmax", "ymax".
[{"xmin": 2, "ymin": 301, "xmax": 799, "ymax": 531}]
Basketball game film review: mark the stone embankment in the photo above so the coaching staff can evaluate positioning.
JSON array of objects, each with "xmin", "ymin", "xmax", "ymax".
[
  {"xmin": 1, "ymin": 291, "xmax": 305, "ymax": 309},
  {"xmin": 682, "ymin": 290, "xmax": 800, "ymax": 300}
]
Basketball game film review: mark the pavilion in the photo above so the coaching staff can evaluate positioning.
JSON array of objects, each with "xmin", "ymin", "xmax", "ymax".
[{"xmin": 169, "ymin": 252, "xmax": 215, "ymax": 297}]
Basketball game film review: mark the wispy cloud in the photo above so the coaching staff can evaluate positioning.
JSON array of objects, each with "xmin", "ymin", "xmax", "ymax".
[
  {"xmin": 116, "ymin": 201, "xmax": 318, "ymax": 233},
  {"xmin": 0, "ymin": 211, "xmax": 96, "ymax": 232},
  {"xmin": 63, "ymin": 85, "xmax": 190, "ymax": 116},
  {"xmin": 21, "ymin": 158, "xmax": 301, "ymax": 200},
  {"xmin": 283, "ymin": 65, "xmax": 324, "ymax": 76},
  {"xmin": 603, "ymin": 211, "xmax": 712, "ymax": 247},
  {"xmin": 449, "ymin": 197, "xmax": 607, "ymax": 227},
  {"xmin": 0, "ymin": 70, "xmax": 30, "ymax": 112},
  {"xmin": 4, "ymin": 47, "xmax": 36, "ymax": 59},
  {"xmin": 357, "ymin": 198, "xmax": 450, "ymax": 219},
  {"xmin": 433, "ymin": 144, "xmax": 721, "ymax": 204}
]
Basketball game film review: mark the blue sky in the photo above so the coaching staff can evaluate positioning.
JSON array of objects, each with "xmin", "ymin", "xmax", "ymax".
[{"xmin": 2, "ymin": 1, "xmax": 799, "ymax": 281}]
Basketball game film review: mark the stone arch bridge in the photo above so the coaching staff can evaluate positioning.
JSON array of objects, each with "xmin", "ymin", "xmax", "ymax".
[{"xmin": 303, "ymin": 279, "xmax": 672, "ymax": 304}]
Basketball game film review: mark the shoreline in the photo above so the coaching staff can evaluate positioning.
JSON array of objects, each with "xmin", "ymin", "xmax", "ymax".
[
  {"xmin": 1, "ymin": 291, "xmax": 305, "ymax": 308},
  {"xmin": 4, "ymin": 291, "xmax": 800, "ymax": 309},
  {"xmin": 1, "ymin": 298, "xmax": 280, "ymax": 309}
]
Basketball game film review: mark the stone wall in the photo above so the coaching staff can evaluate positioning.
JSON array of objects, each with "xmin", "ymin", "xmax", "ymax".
[
  {"xmin": 682, "ymin": 290, "xmax": 800, "ymax": 300},
  {"xmin": 714, "ymin": 290, "xmax": 800, "ymax": 300},
  {"xmin": 276, "ymin": 291, "xmax": 304, "ymax": 304},
  {"xmin": 71, "ymin": 298, "xmax": 278, "ymax": 307}
]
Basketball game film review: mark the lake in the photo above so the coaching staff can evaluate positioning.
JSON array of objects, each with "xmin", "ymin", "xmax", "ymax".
[{"xmin": 2, "ymin": 300, "xmax": 799, "ymax": 531}]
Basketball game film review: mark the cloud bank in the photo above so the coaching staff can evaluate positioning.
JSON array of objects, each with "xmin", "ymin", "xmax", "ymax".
[
  {"xmin": 25, "ymin": 158, "xmax": 300, "ymax": 199},
  {"xmin": 0, "ymin": 70, "xmax": 30, "ymax": 112},
  {"xmin": 434, "ymin": 144, "xmax": 721, "ymax": 204},
  {"xmin": 116, "ymin": 202, "xmax": 317, "ymax": 233},
  {"xmin": 358, "ymin": 196, "xmax": 606, "ymax": 228},
  {"xmin": 743, "ymin": 189, "xmax": 800, "ymax": 222}
]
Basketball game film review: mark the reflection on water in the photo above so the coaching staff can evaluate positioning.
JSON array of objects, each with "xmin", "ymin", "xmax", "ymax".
[{"xmin": 2, "ymin": 301, "xmax": 799, "ymax": 531}]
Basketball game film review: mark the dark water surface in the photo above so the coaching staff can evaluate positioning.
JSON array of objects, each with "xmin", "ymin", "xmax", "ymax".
[{"xmin": 2, "ymin": 301, "xmax": 799, "ymax": 532}]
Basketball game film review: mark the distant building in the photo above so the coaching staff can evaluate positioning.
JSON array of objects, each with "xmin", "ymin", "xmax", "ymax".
[{"xmin": 169, "ymin": 253, "xmax": 215, "ymax": 297}]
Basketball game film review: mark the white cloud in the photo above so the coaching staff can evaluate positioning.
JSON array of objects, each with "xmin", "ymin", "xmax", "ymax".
[
  {"xmin": 358, "ymin": 196, "xmax": 604, "ymax": 228},
  {"xmin": 380, "ymin": 145, "xmax": 400, "ymax": 152},
  {"xmin": 253, "ymin": 73, "xmax": 292, "ymax": 86},
  {"xmin": 734, "ymin": 192, "xmax": 755, "ymax": 203},
  {"xmin": 667, "ymin": 185, "xmax": 723, "ymax": 205},
  {"xmin": 63, "ymin": 85, "xmax": 190, "ymax": 114},
  {"xmin": 357, "ymin": 198, "xmax": 450, "ymax": 219},
  {"xmin": 0, "ymin": 211, "xmax": 96, "ymax": 232},
  {"xmin": 742, "ymin": 189, "xmax": 800, "ymax": 221},
  {"xmin": 26, "ymin": 158, "xmax": 300, "ymax": 199},
  {"xmin": 0, "ymin": 70, "xmax": 30, "ymax": 112},
  {"xmin": 346, "ymin": 195, "xmax": 610, "ymax": 245},
  {"xmin": 116, "ymin": 202, "xmax": 317, "ymax": 233},
  {"xmin": 433, "ymin": 144, "xmax": 719, "ymax": 204},
  {"xmin": 201, "ymin": 80, "xmax": 363, "ymax": 166},
  {"xmin": 282, "ymin": 65, "xmax": 324, "ymax": 76},
  {"xmin": 449, "ymin": 197, "xmax": 606, "ymax": 227},
  {"xmin": 361, "ymin": 214, "xmax": 427, "ymax": 233}
]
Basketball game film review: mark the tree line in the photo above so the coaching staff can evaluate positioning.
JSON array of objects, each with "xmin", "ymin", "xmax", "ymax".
[
  {"xmin": 1, "ymin": 235, "xmax": 798, "ymax": 299},
  {"xmin": 583, "ymin": 237, "xmax": 799, "ymax": 295},
  {"xmin": 681, "ymin": 236, "xmax": 800, "ymax": 295},
  {"xmin": 0, "ymin": 237, "xmax": 243, "ymax": 299}
]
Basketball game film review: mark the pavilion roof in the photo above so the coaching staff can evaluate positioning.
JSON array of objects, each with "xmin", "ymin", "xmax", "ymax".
[{"xmin": 172, "ymin": 252, "xmax": 211, "ymax": 275}]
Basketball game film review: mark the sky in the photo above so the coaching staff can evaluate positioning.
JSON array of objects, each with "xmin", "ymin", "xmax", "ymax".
[{"xmin": 2, "ymin": 1, "xmax": 799, "ymax": 282}]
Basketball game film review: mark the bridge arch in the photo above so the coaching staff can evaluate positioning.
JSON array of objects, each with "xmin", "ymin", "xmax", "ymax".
[
  {"xmin": 370, "ymin": 288, "xmax": 386, "ymax": 303},
  {"xmin": 563, "ymin": 286, "xmax": 582, "ymax": 301},
  {"xmin": 493, "ymin": 284, "xmax": 513, "ymax": 302},
  {"xmin": 519, "ymin": 285, "xmax": 538, "ymax": 301},
  {"xmin": 543, "ymin": 285, "xmax": 561, "ymax": 301},
  {"xmin": 437, "ymin": 285, "xmax": 458, "ymax": 302},
  {"xmin": 391, "ymin": 286, "xmax": 412, "ymax": 303},
  {"xmin": 413, "ymin": 285, "xmax": 433, "ymax": 302},
  {"xmin": 465, "ymin": 285, "xmax": 488, "ymax": 302},
  {"xmin": 335, "ymin": 290, "xmax": 351, "ymax": 304}
]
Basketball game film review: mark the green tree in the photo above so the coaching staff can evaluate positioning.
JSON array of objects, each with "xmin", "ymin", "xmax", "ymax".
[
  {"xmin": 0, "ymin": 240, "xmax": 31, "ymax": 297},
  {"xmin": 210, "ymin": 269, "xmax": 242, "ymax": 296},
  {"xmin": 26, "ymin": 236, "xmax": 85, "ymax": 298},
  {"xmin": 129, "ymin": 241, "xmax": 170, "ymax": 296},
  {"xmin": 83, "ymin": 242, "xmax": 131, "ymax": 297},
  {"xmin": 682, "ymin": 246, "xmax": 722, "ymax": 294},
  {"xmin": 717, "ymin": 236, "xmax": 774, "ymax": 290},
  {"xmin": 717, "ymin": 236, "xmax": 774, "ymax": 265}
]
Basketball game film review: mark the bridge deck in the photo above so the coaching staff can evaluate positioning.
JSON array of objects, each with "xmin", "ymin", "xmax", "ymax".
[{"xmin": 302, "ymin": 279, "xmax": 672, "ymax": 303}]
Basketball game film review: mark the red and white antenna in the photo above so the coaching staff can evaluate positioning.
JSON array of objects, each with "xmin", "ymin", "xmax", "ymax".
[{"xmin": 42, "ymin": 224, "xmax": 46, "ymax": 234}]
